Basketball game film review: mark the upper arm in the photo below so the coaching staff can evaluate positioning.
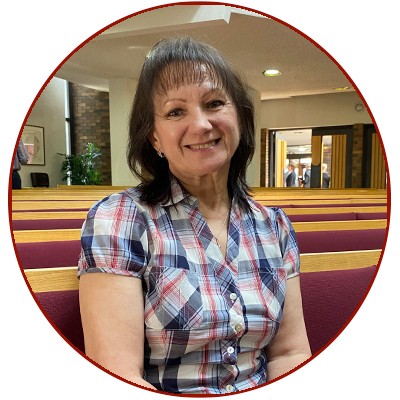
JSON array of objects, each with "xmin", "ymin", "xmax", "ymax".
[
  {"xmin": 79, "ymin": 273, "xmax": 145, "ymax": 380},
  {"xmin": 267, "ymin": 276, "xmax": 311, "ymax": 360}
]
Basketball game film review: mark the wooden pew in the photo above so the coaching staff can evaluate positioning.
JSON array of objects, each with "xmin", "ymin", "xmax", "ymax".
[
  {"xmin": 23, "ymin": 249, "xmax": 381, "ymax": 292},
  {"xmin": 11, "ymin": 206, "xmax": 386, "ymax": 221},
  {"xmin": 284, "ymin": 206, "xmax": 387, "ymax": 215},
  {"xmin": 258, "ymin": 198, "xmax": 387, "ymax": 206},
  {"xmin": 12, "ymin": 200, "xmax": 97, "ymax": 211},
  {"xmin": 14, "ymin": 228, "xmax": 82, "ymax": 243},
  {"xmin": 11, "ymin": 194, "xmax": 387, "ymax": 211},
  {"xmin": 12, "ymin": 211, "xmax": 88, "ymax": 220},
  {"xmin": 11, "ymin": 189, "xmax": 124, "ymax": 201},
  {"xmin": 250, "ymin": 187, "xmax": 387, "ymax": 196},
  {"xmin": 12, "ymin": 219, "xmax": 388, "ymax": 244},
  {"xmin": 22, "ymin": 259, "xmax": 379, "ymax": 356},
  {"xmin": 12, "ymin": 187, "xmax": 387, "ymax": 202}
]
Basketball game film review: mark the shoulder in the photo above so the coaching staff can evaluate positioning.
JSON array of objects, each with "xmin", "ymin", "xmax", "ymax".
[
  {"xmin": 247, "ymin": 198, "xmax": 295, "ymax": 236},
  {"xmin": 86, "ymin": 188, "xmax": 152, "ymax": 222},
  {"xmin": 81, "ymin": 188, "xmax": 155, "ymax": 244}
]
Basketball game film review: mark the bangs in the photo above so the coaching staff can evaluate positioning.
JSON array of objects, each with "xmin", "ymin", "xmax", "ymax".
[{"xmin": 153, "ymin": 61, "xmax": 225, "ymax": 95}]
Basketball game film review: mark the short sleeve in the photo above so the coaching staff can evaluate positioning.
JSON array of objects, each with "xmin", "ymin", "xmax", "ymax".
[
  {"xmin": 272, "ymin": 207, "xmax": 300, "ymax": 279},
  {"xmin": 77, "ymin": 192, "xmax": 149, "ymax": 279}
]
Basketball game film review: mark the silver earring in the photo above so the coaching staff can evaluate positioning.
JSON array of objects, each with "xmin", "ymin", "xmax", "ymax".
[{"xmin": 157, "ymin": 149, "xmax": 164, "ymax": 158}]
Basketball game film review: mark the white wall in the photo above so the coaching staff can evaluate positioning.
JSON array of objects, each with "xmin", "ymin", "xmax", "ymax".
[
  {"xmin": 18, "ymin": 84, "xmax": 374, "ymax": 188},
  {"xmin": 108, "ymin": 78, "xmax": 140, "ymax": 186},
  {"xmin": 260, "ymin": 91, "xmax": 372, "ymax": 129},
  {"xmin": 19, "ymin": 77, "xmax": 67, "ymax": 187},
  {"xmin": 246, "ymin": 86, "xmax": 262, "ymax": 187}
]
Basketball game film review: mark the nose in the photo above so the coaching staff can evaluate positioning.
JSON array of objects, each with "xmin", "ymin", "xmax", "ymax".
[{"xmin": 189, "ymin": 107, "xmax": 213, "ymax": 134}]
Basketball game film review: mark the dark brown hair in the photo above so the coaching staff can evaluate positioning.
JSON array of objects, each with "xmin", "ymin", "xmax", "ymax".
[{"xmin": 127, "ymin": 37, "xmax": 255, "ymax": 211}]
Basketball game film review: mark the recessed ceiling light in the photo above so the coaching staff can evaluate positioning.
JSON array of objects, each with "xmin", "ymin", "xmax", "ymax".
[
  {"xmin": 263, "ymin": 69, "xmax": 281, "ymax": 77},
  {"xmin": 334, "ymin": 86, "xmax": 350, "ymax": 91}
]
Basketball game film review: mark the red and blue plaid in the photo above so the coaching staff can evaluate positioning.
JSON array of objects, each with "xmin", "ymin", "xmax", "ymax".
[{"xmin": 78, "ymin": 177, "xmax": 300, "ymax": 394}]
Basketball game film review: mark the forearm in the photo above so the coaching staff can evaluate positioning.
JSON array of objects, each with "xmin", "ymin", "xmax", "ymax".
[{"xmin": 267, "ymin": 352, "xmax": 311, "ymax": 381}]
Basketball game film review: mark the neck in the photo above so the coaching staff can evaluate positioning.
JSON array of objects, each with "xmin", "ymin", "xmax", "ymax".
[{"xmin": 177, "ymin": 172, "xmax": 231, "ymax": 213}]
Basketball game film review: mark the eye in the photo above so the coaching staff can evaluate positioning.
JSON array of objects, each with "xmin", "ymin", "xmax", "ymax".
[
  {"xmin": 166, "ymin": 108, "xmax": 184, "ymax": 118},
  {"xmin": 207, "ymin": 99, "xmax": 225, "ymax": 109}
]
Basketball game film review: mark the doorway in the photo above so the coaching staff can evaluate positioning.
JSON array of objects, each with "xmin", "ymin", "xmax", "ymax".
[{"xmin": 266, "ymin": 128, "xmax": 312, "ymax": 187}]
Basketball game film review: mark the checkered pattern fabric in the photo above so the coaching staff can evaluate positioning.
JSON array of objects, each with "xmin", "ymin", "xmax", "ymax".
[{"xmin": 78, "ymin": 177, "xmax": 300, "ymax": 394}]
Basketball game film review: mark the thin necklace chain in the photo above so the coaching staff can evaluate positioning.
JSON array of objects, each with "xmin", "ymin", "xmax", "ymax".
[{"xmin": 213, "ymin": 208, "xmax": 230, "ymax": 248}]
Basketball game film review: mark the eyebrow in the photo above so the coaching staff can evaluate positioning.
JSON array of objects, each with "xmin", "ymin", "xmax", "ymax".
[
  {"xmin": 162, "ymin": 98, "xmax": 187, "ymax": 107},
  {"xmin": 162, "ymin": 88, "xmax": 226, "ymax": 107}
]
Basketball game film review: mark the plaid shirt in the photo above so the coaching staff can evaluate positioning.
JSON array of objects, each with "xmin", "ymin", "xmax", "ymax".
[{"xmin": 78, "ymin": 177, "xmax": 300, "ymax": 394}]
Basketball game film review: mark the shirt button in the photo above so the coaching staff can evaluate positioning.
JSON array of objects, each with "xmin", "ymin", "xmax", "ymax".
[
  {"xmin": 225, "ymin": 384, "xmax": 235, "ymax": 393},
  {"xmin": 234, "ymin": 323, "xmax": 243, "ymax": 333},
  {"xmin": 227, "ymin": 346, "xmax": 235, "ymax": 354},
  {"xmin": 229, "ymin": 293, "xmax": 237, "ymax": 301}
]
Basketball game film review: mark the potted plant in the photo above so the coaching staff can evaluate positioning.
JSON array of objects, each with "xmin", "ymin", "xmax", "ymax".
[{"xmin": 58, "ymin": 142, "xmax": 103, "ymax": 185}]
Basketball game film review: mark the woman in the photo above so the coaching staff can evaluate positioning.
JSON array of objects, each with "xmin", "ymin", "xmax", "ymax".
[{"xmin": 78, "ymin": 37, "xmax": 311, "ymax": 394}]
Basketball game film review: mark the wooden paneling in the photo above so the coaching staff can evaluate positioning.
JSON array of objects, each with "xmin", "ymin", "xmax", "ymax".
[
  {"xmin": 331, "ymin": 134, "xmax": 347, "ymax": 189},
  {"xmin": 371, "ymin": 133, "xmax": 386, "ymax": 189}
]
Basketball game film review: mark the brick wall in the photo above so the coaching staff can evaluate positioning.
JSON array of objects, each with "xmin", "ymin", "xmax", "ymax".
[
  {"xmin": 69, "ymin": 83, "xmax": 111, "ymax": 184},
  {"xmin": 352, "ymin": 123, "xmax": 364, "ymax": 187}
]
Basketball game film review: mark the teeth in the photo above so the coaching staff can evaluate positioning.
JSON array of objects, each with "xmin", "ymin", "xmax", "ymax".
[{"xmin": 189, "ymin": 140, "xmax": 217, "ymax": 150}]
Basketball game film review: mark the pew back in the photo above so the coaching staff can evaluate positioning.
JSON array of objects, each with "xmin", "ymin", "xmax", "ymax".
[
  {"xmin": 12, "ymin": 219, "xmax": 387, "ymax": 243},
  {"xmin": 23, "ymin": 260, "xmax": 378, "ymax": 355}
]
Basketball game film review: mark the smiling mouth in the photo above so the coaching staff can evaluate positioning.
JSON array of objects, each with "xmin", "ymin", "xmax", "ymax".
[{"xmin": 186, "ymin": 139, "xmax": 219, "ymax": 150}]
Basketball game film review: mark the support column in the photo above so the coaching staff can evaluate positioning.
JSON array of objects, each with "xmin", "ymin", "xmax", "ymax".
[
  {"xmin": 246, "ymin": 86, "xmax": 261, "ymax": 187},
  {"xmin": 109, "ymin": 78, "xmax": 140, "ymax": 186}
]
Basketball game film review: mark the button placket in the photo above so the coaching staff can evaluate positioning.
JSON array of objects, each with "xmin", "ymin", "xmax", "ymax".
[
  {"xmin": 229, "ymin": 292, "xmax": 237, "ymax": 302},
  {"xmin": 221, "ymin": 339, "xmax": 238, "ymax": 365},
  {"xmin": 225, "ymin": 384, "xmax": 235, "ymax": 393}
]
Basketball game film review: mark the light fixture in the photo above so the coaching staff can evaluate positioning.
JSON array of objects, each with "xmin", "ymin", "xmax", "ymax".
[
  {"xmin": 333, "ymin": 86, "xmax": 350, "ymax": 91},
  {"xmin": 263, "ymin": 69, "xmax": 281, "ymax": 77}
]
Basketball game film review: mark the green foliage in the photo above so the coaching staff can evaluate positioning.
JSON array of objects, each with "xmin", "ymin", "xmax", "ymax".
[{"xmin": 58, "ymin": 143, "xmax": 103, "ymax": 185}]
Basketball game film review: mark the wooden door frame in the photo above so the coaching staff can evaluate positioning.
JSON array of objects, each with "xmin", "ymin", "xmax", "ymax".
[{"xmin": 311, "ymin": 126, "xmax": 353, "ymax": 188}]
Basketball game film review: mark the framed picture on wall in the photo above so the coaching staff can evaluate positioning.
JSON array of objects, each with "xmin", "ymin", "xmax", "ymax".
[{"xmin": 21, "ymin": 125, "xmax": 45, "ymax": 165}]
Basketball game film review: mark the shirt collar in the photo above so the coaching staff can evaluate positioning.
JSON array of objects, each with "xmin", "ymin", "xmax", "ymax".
[{"xmin": 161, "ymin": 174, "xmax": 199, "ymax": 208}]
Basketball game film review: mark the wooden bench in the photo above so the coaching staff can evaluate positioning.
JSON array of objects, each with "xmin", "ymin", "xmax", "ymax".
[
  {"xmin": 12, "ymin": 200, "xmax": 97, "ymax": 211},
  {"xmin": 22, "ymin": 256, "xmax": 379, "ymax": 355},
  {"xmin": 11, "ymin": 205, "xmax": 386, "ymax": 221},
  {"xmin": 12, "ymin": 195, "xmax": 387, "ymax": 204},
  {"xmin": 12, "ymin": 219, "xmax": 387, "ymax": 243},
  {"xmin": 12, "ymin": 187, "xmax": 387, "ymax": 201},
  {"xmin": 22, "ymin": 249, "xmax": 382, "ymax": 286},
  {"xmin": 12, "ymin": 211, "xmax": 88, "ymax": 220},
  {"xmin": 284, "ymin": 206, "xmax": 387, "ymax": 215}
]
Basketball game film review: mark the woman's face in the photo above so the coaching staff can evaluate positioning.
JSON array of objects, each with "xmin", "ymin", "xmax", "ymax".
[{"xmin": 151, "ymin": 79, "xmax": 240, "ymax": 183}]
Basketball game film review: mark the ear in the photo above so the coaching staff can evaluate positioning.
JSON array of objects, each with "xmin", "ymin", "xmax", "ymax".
[{"xmin": 149, "ymin": 130, "xmax": 161, "ymax": 151}]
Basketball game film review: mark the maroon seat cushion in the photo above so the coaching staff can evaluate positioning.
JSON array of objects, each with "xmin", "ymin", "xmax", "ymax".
[
  {"xmin": 35, "ymin": 290, "xmax": 84, "ymax": 353},
  {"xmin": 356, "ymin": 212, "xmax": 387, "ymax": 220},
  {"xmin": 16, "ymin": 240, "xmax": 81, "ymax": 269},
  {"xmin": 288, "ymin": 212, "xmax": 357, "ymax": 222},
  {"xmin": 12, "ymin": 219, "xmax": 85, "ymax": 230},
  {"xmin": 31, "ymin": 267, "xmax": 378, "ymax": 358},
  {"xmin": 296, "ymin": 229, "xmax": 386, "ymax": 253},
  {"xmin": 300, "ymin": 265, "xmax": 377, "ymax": 354}
]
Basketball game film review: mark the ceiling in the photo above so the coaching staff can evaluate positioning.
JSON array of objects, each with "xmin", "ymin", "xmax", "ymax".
[{"xmin": 55, "ymin": 5, "xmax": 354, "ymax": 101}]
